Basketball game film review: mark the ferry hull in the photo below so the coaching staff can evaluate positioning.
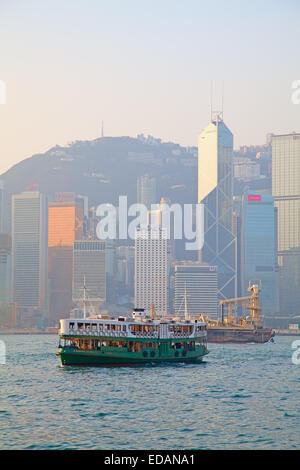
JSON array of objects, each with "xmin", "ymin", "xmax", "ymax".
[
  {"xmin": 207, "ymin": 327, "xmax": 274, "ymax": 344},
  {"xmin": 57, "ymin": 346, "xmax": 208, "ymax": 367}
]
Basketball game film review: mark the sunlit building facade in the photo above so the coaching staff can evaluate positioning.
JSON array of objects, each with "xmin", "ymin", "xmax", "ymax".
[{"xmin": 48, "ymin": 195, "xmax": 83, "ymax": 325}]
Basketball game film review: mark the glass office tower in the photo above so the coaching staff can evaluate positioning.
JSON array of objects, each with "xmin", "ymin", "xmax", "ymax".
[
  {"xmin": 272, "ymin": 133, "xmax": 300, "ymax": 314},
  {"xmin": 198, "ymin": 114, "xmax": 236, "ymax": 301},
  {"xmin": 241, "ymin": 191, "xmax": 279, "ymax": 315}
]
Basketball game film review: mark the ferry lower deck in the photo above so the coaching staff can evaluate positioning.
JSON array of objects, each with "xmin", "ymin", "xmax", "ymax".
[{"xmin": 57, "ymin": 336, "xmax": 208, "ymax": 366}]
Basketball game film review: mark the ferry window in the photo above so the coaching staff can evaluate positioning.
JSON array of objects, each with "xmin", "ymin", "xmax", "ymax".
[
  {"xmin": 78, "ymin": 323, "xmax": 83, "ymax": 329},
  {"xmin": 69, "ymin": 322, "xmax": 74, "ymax": 329},
  {"xmin": 92, "ymin": 324, "xmax": 97, "ymax": 330},
  {"xmin": 99, "ymin": 324, "xmax": 103, "ymax": 330},
  {"xmin": 85, "ymin": 323, "xmax": 91, "ymax": 329},
  {"xmin": 122, "ymin": 325, "xmax": 127, "ymax": 332}
]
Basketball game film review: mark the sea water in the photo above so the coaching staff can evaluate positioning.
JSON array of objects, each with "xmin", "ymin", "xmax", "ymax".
[{"xmin": 0, "ymin": 334, "xmax": 299, "ymax": 449}]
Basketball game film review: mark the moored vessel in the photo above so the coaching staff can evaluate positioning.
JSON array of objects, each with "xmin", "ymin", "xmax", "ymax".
[
  {"xmin": 201, "ymin": 282, "xmax": 275, "ymax": 344},
  {"xmin": 57, "ymin": 308, "xmax": 208, "ymax": 366}
]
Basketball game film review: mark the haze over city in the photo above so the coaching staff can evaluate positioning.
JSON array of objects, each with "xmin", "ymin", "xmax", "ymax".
[{"xmin": 1, "ymin": 0, "xmax": 300, "ymax": 174}]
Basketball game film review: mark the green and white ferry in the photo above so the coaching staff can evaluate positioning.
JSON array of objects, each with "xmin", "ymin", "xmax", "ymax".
[{"xmin": 57, "ymin": 308, "xmax": 208, "ymax": 367}]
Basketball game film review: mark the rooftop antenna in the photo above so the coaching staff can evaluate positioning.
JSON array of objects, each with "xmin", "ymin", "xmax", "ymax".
[
  {"xmin": 210, "ymin": 80, "xmax": 224, "ymax": 122},
  {"xmin": 221, "ymin": 80, "xmax": 224, "ymax": 119},
  {"xmin": 210, "ymin": 80, "xmax": 213, "ymax": 121}
]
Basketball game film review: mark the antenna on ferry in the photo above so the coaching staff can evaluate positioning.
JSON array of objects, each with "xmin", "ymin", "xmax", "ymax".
[
  {"xmin": 83, "ymin": 274, "xmax": 87, "ymax": 319},
  {"xmin": 184, "ymin": 282, "xmax": 189, "ymax": 321}
]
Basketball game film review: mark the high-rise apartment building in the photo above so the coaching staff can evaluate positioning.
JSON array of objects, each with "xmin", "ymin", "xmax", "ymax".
[
  {"xmin": 135, "ymin": 226, "xmax": 168, "ymax": 316},
  {"xmin": 137, "ymin": 174, "xmax": 157, "ymax": 209},
  {"xmin": 11, "ymin": 191, "xmax": 47, "ymax": 321},
  {"xmin": 272, "ymin": 133, "xmax": 300, "ymax": 314},
  {"xmin": 174, "ymin": 262, "xmax": 218, "ymax": 318},
  {"xmin": 73, "ymin": 240, "xmax": 106, "ymax": 314},
  {"xmin": 198, "ymin": 114, "xmax": 236, "ymax": 301},
  {"xmin": 241, "ymin": 191, "xmax": 279, "ymax": 315}
]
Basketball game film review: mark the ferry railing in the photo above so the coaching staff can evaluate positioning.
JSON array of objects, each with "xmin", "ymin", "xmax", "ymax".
[
  {"xmin": 68, "ymin": 329, "xmax": 128, "ymax": 337},
  {"xmin": 129, "ymin": 331, "xmax": 158, "ymax": 338},
  {"xmin": 169, "ymin": 332, "xmax": 191, "ymax": 338}
]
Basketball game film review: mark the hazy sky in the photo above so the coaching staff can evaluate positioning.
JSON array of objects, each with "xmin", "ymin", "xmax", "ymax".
[{"xmin": 0, "ymin": 0, "xmax": 299, "ymax": 174}]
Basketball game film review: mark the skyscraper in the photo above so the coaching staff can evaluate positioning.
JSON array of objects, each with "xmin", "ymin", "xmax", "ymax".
[
  {"xmin": 198, "ymin": 114, "xmax": 236, "ymax": 301},
  {"xmin": 48, "ymin": 193, "xmax": 84, "ymax": 325},
  {"xmin": 0, "ymin": 233, "xmax": 11, "ymax": 304},
  {"xmin": 272, "ymin": 133, "xmax": 300, "ymax": 314},
  {"xmin": 11, "ymin": 191, "xmax": 47, "ymax": 322},
  {"xmin": 0, "ymin": 180, "xmax": 4, "ymax": 233},
  {"xmin": 135, "ymin": 226, "xmax": 168, "ymax": 316},
  {"xmin": 174, "ymin": 262, "xmax": 218, "ymax": 318},
  {"xmin": 137, "ymin": 174, "xmax": 157, "ymax": 209},
  {"xmin": 241, "ymin": 191, "xmax": 279, "ymax": 315},
  {"xmin": 73, "ymin": 240, "xmax": 106, "ymax": 314}
]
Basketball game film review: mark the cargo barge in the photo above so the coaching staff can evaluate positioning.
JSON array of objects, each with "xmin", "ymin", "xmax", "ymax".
[{"xmin": 201, "ymin": 282, "xmax": 275, "ymax": 344}]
